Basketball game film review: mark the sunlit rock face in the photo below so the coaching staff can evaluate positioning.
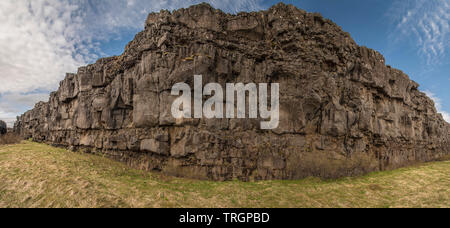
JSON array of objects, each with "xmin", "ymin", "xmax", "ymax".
[{"xmin": 14, "ymin": 3, "xmax": 450, "ymax": 181}]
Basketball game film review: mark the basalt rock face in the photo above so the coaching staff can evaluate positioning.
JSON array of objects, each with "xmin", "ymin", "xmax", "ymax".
[{"xmin": 14, "ymin": 3, "xmax": 450, "ymax": 180}]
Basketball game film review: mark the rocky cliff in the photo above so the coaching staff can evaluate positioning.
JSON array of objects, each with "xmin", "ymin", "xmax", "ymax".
[{"xmin": 14, "ymin": 3, "xmax": 450, "ymax": 180}]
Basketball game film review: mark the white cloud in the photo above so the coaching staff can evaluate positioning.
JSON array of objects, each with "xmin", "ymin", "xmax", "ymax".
[
  {"xmin": 390, "ymin": 0, "xmax": 450, "ymax": 65},
  {"xmin": 0, "ymin": 92, "xmax": 50, "ymax": 127},
  {"xmin": 0, "ymin": 0, "xmax": 264, "ymax": 127},
  {"xmin": 0, "ymin": 0, "xmax": 86, "ymax": 94},
  {"xmin": 424, "ymin": 90, "xmax": 450, "ymax": 123}
]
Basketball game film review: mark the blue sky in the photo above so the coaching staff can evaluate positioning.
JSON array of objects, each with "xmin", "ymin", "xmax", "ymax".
[{"xmin": 0, "ymin": 0, "xmax": 449, "ymax": 126}]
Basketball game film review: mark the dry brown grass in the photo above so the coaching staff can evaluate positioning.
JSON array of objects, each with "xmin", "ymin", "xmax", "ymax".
[
  {"xmin": 0, "ymin": 141, "xmax": 449, "ymax": 208},
  {"xmin": 288, "ymin": 150, "xmax": 379, "ymax": 179},
  {"xmin": 0, "ymin": 133, "xmax": 22, "ymax": 145}
]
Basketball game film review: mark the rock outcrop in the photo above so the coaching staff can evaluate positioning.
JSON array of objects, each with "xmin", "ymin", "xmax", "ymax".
[
  {"xmin": 0, "ymin": 120, "xmax": 6, "ymax": 135},
  {"xmin": 14, "ymin": 3, "xmax": 450, "ymax": 180}
]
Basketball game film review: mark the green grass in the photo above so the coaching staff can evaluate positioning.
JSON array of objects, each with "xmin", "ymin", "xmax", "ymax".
[{"xmin": 0, "ymin": 141, "xmax": 449, "ymax": 208}]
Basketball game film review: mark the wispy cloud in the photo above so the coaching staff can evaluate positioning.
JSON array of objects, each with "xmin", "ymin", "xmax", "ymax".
[
  {"xmin": 0, "ymin": 0, "xmax": 264, "ymax": 127},
  {"xmin": 389, "ymin": 0, "xmax": 450, "ymax": 65},
  {"xmin": 424, "ymin": 90, "xmax": 450, "ymax": 123}
]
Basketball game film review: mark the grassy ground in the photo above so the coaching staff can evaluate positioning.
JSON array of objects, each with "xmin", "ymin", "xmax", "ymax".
[{"xmin": 0, "ymin": 141, "xmax": 448, "ymax": 208}]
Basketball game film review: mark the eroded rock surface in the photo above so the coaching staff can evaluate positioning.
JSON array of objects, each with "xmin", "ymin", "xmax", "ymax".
[{"xmin": 14, "ymin": 3, "xmax": 450, "ymax": 180}]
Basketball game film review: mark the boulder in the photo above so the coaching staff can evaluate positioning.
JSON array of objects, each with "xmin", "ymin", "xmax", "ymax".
[{"xmin": 0, "ymin": 120, "xmax": 6, "ymax": 135}]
